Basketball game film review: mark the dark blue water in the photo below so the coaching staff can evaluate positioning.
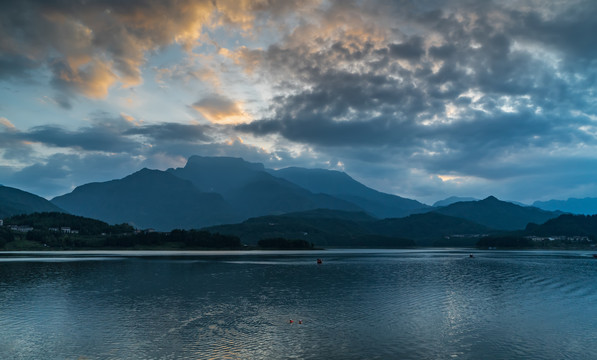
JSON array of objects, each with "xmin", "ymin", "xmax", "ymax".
[{"xmin": 1, "ymin": 249, "xmax": 597, "ymax": 359}]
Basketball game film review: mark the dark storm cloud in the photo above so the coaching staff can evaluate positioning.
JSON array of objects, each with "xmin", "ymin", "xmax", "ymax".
[
  {"xmin": 124, "ymin": 123, "xmax": 213, "ymax": 142},
  {"xmin": 24, "ymin": 124, "xmax": 139, "ymax": 153},
  {"xmin": 386, "ymin": 37, "xmax": 425, "ymax": 60},
  {"xmin": 233, "ymin": 0, "xmax": 597, "ymax": 186},
  {"xmin": 510, "ymin": 3, "xmax": 597, "ymax": 60},
  {"xmin": 0, "ymin": 114, "xmax": 215, "ymax": 156},
  {"xmin": 0, "ymin": 55, "xmax": 39, "ymax": 79}
]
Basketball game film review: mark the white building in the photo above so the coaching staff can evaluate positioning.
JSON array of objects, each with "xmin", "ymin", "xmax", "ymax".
[{"xmin": 9, "ymin": 225, "xmax": 33, "ymax": 232}]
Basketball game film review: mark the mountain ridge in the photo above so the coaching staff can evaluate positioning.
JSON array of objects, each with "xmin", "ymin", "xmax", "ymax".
[
  {"xmin": 52, "ymin": 168, "xmax": 237, "ymax": 230},
  {"xmin": 272, "ymin": 166, "xmax": 431, "ymax": 218},
  {"xmin": 1, "ymin": 185, "xmax": 64, "ymax": 218},
  {"xmin": 432, "ymin": 196, "xmax": 561, "ymax": 230}
]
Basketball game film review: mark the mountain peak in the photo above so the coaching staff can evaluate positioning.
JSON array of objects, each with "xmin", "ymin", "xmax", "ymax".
[
  {"xmin": 433, "ymin": 196, "xmax": 478, "ymax": 207},
  {"xmin": 124, "ymin": 168, "xmax": 172, "ymax": 181},
  {"xmin": 434, "ymin": 195, "xmax": 559, "ymax": 230}
]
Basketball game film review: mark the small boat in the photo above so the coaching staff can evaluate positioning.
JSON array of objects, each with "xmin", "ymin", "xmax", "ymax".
[
  {"xmin": 469, "ymin": 254, "xmax": 474, "ymax": 258},
  {"xmin": 317, "ymin": 258, "xmax": 323, "ymax": 264}
]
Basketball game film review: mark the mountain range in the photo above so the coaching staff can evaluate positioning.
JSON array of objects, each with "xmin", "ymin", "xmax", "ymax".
[
  {"xmin": 1, "ymin": 155, "xmax": 592, "ymax": 247},
  {"xmin": 51, "ymin": 156, "xmax": 433, "ymax": 230}
]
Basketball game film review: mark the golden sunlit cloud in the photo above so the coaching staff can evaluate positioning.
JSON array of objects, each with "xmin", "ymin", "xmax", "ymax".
[
  {"xmin": 0, "ymin": 117, "xmax": 17, "ymax": 131},
  {"xmin": 192, "ymin": 94, "xmax": 250, "ymax": 124},
  {"xmin": 120, "ymin": 113, "xmax": 143, "ymax": 126},
  {"xmin": 437, "ymin": 175, "xmax": 464, "ymax": 183},
  {"xmin": 54, "ymin": 59, "xmax": 118, "ymax": 99}
]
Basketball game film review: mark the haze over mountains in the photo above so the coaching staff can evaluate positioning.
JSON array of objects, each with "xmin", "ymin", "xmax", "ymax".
[
  {"xmin": 532, "ymin": 198, "xmax": 597, "ymax": 215},
  {"xmin": 1, "ymin": 156, "xmax": 596, "ymax": 246}
]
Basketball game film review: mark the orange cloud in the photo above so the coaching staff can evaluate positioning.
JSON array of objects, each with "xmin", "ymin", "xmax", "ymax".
[
  {"xmin": 120, "ymin": 113, "xmax": 143, "ymax": 126},
  {"xmin": 192, "ymin": 94, "xmax": 250, "ymax": 124},
  {"xmin": 53, "ymin": 59, "xmax": 118, "ymax": 99},
  {"xmin": 0, "ymin": 117, "xmax": 17, "ymax": 131},
  {"xmin": 3, "ymin": 0, "xmax": 322, "ymax": 102}
]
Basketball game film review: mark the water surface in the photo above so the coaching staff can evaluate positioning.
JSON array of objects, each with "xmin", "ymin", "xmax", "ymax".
[{"xmin": 1, "ymin": 249, "xmax": 596, "ymax": 359}]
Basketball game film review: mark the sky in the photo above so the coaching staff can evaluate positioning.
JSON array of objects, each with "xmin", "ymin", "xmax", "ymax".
[{"xmin": 1, "ymin": 0, "xmax": 596, "ymax": 205}]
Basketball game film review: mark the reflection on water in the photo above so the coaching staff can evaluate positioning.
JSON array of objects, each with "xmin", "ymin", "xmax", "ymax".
[{"xmin": 1, "ymin": 249, "xmax": 597, "ymax": 359}]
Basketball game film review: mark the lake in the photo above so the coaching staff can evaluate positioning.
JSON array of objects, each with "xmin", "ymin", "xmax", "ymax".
[{"xmin": 1, "ymin": 249, "xmax": 597, "ymax": 359}]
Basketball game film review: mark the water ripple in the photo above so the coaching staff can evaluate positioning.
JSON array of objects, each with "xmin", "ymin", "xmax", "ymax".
[{"xmin": 1, "ymin": 250, "xmax": 597, "ymax": 359}]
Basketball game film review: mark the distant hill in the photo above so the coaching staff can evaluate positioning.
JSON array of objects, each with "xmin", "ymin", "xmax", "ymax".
[
  {"xmin": 272, "ymin": 167, "xmax": 431, "ymax": 218},
  {"xmin": 433, "ymin": 196, "xmax": 477, "ymax": 207},
  {"xmin": 206, "ymin": 209, "xmax": 494, "ymax": 247},
  {"xmin": 0, "ymin": 185, "xmax": 64, "ymax": 218},
  {"xmin": 533, "ymin": 198, "xmax": 597, "ymax": 215},
  {"xmin": 205, "ymin": 209, "xmax": 377, "ymax": 246},
  {"xmin": 374, "ymin": 212, "xmax": 494, "ymax": 246},
  {"xmin": 433, "ymin": 196, "xmax": 561, "ymax": 230},
  {"xmin": 52, "ymin": 168, "xmax": 236, "ymax": 231},
  {"xmin": 525, "ymin": 214, "xmax": 597, "ymax": 237}
]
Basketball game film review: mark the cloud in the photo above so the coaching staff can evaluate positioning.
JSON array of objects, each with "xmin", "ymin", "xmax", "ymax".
[
  {"xmin": 386, "ymin": 37, "xmax": 426, "ymax": 60},
  {"xmin": 0, "ymin": 113, "xmax": 217, "ymax": 157},
  {"xmin": 0, "ymin": 117, "xmax": 16, "ymax": 131},
  {"xmin": 231, "ymin": 0, "xmax": 597, "ymax": 192},
  {"xmin": 124, "ymin": 123, "xmax": 213, "ymax": 142},
  {"xmin": 0, "ymin": 0, "xmax": 317, "ymax": 105},
  {"xmin": 50, "ymin": 58, "xmax": 118, "ymax": 99},
  {"xmin": 0, "ymin": 54, "xmax": 39, "ymax": 79},
  {"xmin": 0, "ymin": 117, "xmax": 35, "ymax": 161},
  {"xmin": 192, "ymin": 94, "xmax": 249, "ymax": 124}
]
